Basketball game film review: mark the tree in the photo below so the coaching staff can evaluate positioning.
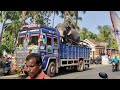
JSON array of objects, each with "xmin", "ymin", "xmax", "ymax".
[
  {"xmin": 0, "ymin": 11, "xmax": 54, "ymax": 53},
  {"xmin": 80, "ymin": 27, "xmax": 89, "ymax": 40},
  {"xmin": 43, "ymin": 11, "xmax": 59, "ymax": 27},
  {"xmin": 97, "ymin": 25, "xmax": 118, "ymax": 50},
  {"xmin": 28, "ymin": 11, "xmax": 51, "ymax": 26},
  {"xmin": 73, "ymin": 11, "xmax": 86, "ymax": 27},
  {"xmin": 21, "ymin": 11, "xmax": 27, "ymax": 25},
  {"xmin": 97, "ymin": 25, "xmax": 112, "ymax": 46},
  {"xmin": 79, "ymin": 27, "xmax": 97, "ymax": 41},
  {"xmin": 52, "ymin": 11, "xmax": 59, "ymax": 27},
  {"xmin": 2, "ymin": 30, "xmax": 14, "ymax": 53},
  {"xmin": 0, "ymin": 11, "xmax": 9, "ymax": 49},
  {"xmin": 59, "ymin": 11, "xmax": 86, "ymax": 29}
]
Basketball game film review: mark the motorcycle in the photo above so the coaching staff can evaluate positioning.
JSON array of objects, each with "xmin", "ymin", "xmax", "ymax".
[
  {"xmin": 2, "ymin": 60, "xmax": 11, "ymax": 76},
  {"xmin": 99, "ymin": 72, "xmax": 108, "ymax": 79},
  {"xmin": 112, "ymin": 62, "xmax": 119, "ymax": 72}
]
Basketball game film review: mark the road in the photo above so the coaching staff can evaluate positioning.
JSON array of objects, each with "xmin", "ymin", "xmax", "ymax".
[
  {"xmin": 0, "ymin": 64, "xmax": 120, "ymax": 79},
  {"xmin": 52, "ymin": 64, "xmax": 120, "ymax": 79}
]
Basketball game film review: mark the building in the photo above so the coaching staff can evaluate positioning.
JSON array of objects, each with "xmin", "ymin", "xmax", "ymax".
[
  {"xmin": 84, "ymin": 39, "xmax": 105, "ymax": 59},
  {"xmin": 107, "ymin": 48, "xmax": 119, "ymax": 57}
]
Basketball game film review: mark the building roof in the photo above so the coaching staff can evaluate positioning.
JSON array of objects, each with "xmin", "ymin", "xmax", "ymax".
[{"xmin": 84, "ymin": 39, "xmax": 105, "ymax": 47}]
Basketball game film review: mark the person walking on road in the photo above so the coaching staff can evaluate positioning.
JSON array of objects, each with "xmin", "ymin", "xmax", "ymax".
[{"xmin": 25, "ymin": 53, "xmax": 50, "ymax": 79}]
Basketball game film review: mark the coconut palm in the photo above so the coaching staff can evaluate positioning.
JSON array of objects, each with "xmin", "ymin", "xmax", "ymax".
[{"xmin": 0, "ymin": 11, "xmax": 11, "ymax": 49}]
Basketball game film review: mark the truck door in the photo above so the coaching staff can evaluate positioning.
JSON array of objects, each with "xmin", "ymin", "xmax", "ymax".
[
  {"xmin": 53, "ymin": 37, "xmax": 58, "ymax": 56},
  {"xmin": 46, "ymin": 36, "xmax": 53, "ymax": 54}
]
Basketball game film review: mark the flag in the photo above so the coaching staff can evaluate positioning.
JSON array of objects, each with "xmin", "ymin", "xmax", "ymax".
[{"xmin": 109, "ymin": 11, "xmax": 120, "ymax": 52}]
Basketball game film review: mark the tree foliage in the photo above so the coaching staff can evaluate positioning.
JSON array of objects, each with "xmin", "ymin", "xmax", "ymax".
[
  {"xmin": 97, "ymin": 25, "xmax": 118, "ymax": 49},
  {"xmin": 80, "ymin": 27, "xmax": 96, "ymax": 41},
  {"xmin": 0, "ymin": 11, "xmax": 52, "ymax": 52},
  {"xmin": 0, "ymin": 11, "xmax": 119, "ymax": 53}
]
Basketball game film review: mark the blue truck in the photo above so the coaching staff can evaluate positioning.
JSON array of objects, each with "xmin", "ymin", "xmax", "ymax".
[{"xmin": 15, "ymin": 24, "xmax": 91, "ymax": 77}]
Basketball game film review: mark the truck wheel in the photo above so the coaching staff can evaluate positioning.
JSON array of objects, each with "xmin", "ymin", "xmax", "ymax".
[
  {"xmin": 77, "ymin": 60, "xmax": 84, "ymax": 72},
  {"xmin": 46, "ymin": 61, "xmax": 56, "ymax": 77}
]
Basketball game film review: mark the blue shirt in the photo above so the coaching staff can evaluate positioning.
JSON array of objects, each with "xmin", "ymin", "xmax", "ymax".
[{"xmin": 112, "ymin": 58, "xmax": 119, "ymax": 63}]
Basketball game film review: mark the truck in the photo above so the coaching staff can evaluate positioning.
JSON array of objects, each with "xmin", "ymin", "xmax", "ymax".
[{"xmin": 15, "ymin": 24, "xmax": 91, "ymax": 77}]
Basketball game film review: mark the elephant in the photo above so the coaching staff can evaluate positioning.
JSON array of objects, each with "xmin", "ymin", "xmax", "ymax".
[{"xmin": 55, "ymin": 23, "xmax": 80, "ymax": 45}]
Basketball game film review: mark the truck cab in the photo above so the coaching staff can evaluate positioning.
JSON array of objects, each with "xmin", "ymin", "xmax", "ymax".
[{"xmin": 15, "ymin": 24, "xmax": 60, "ymax": 76}]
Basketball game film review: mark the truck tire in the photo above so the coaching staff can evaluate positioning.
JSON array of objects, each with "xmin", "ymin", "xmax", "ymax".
[
  {"xmin": 46, "ymin": 61, "xmax": 56, "ymax": 77},
  {"xmin": 77, "ymin": 60, "xmax": 84, "ymax": 72}
]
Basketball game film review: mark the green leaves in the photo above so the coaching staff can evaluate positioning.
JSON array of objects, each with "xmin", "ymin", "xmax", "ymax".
[
  {"xmin": 97, "ymin": 25, "xmax": 117, "ymax": 49},
  {"xmin": 0, "ymin": 11, "xmax": 87, "ymax": 53},
  {"xmin": 0, "ymin": 17, "xmax": 3, "ymax": 22},
  {"xmin": 80, "ymin": 27, "xmax": 96, "ymax": 41},
  {"xmin": 0, "ymin": 11, "xmax": 53, "ymax": 52}
]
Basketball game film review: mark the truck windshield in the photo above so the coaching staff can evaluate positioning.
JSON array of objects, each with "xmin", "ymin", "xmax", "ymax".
[
  {"xmin": 17, "ymin": 36, "xmax": 25, "ymax": 48},
  {"xmin": 17, "ymin": 29, "xmax": 40, "ymax": 50},
  {"xmin": 28, "ymin": 34, "xmax": 39, "ymax": 49}
]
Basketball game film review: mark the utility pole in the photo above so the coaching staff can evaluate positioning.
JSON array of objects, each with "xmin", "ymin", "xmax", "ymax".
[{"xmin": 110, "ymin": 29, "xmax": 113, "ymax": 58}]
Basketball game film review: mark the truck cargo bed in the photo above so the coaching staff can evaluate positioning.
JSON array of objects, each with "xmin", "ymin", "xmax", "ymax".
[{"xmin": 60, "ymin": 44, "xmax": 90, "ymax": 60}]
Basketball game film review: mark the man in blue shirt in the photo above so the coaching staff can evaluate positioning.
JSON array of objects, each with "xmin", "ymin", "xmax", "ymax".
[
  {"xmin": 112, "ymin": 56, "xmax": 119, "ymax": 63},
  {"xmin": 112, "ymin": 56, "xmax": 119, "ymax": 70}
]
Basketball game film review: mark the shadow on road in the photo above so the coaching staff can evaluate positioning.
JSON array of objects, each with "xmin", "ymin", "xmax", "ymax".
[
  {"xmin": 87, "ymin": 68, "xmax": 94, "ymax": 70},
  {"xmin": 0, "ymin": 67, "xmax": 95, "ymax": 78},
  {"xmin": 54, "ymin": 68, "xmax": 94, "ymax": 77}
]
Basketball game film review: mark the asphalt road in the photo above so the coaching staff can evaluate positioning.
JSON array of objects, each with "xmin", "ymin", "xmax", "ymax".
[
  {"xmin": 51, "ymin": 64, "xmax": 111, "ymax": 79},
  {"xmin": 52, "ymin": 64, "xmax": 120, "ymax": 79},
  {"xmin": 0, "ymin": 64, "xmax": 120, "ymax": 79}
]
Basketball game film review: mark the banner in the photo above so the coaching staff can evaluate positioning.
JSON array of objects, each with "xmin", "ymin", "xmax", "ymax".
[{"xmin": 110, "ymin": 11, "xmax": 120, "ymax": 52}]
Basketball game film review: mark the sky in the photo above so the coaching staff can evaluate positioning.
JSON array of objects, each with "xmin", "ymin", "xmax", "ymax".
[
  {"xmin": 49, "ymin": 11, "xmax": 120, "ymax": 34},
  {"xmin": 0, "ymin": 11, "xmax": 120, "ymax": 34}
]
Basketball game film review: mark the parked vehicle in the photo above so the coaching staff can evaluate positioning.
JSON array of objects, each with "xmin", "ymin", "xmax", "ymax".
[
  {"xmin": 95, "ymin": 56, "xmax": 102, "ymax": 64},
  {"xmin": 2, "ymin": 60, "xmax": 11, "ymax": 76}
]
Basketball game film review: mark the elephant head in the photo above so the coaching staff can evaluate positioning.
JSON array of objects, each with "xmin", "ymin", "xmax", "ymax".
[
  {"xmin": 55, "ymin": 23, "xmax": 72, "ymax": 43},
  {"xmin": 55, "ymin": 23, "xmax": 80, "ymax": 44}
]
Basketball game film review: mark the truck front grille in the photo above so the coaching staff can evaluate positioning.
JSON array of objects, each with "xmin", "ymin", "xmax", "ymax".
[{"xmin": 16, "ymin": 50, "xmax": 29, "ymax": 67}]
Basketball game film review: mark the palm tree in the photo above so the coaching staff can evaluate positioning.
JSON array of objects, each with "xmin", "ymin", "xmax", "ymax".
[
  {"xmin": 59, "ymin": 11, "xmax": 86, "ymax": 30},
  {"xmin": 21, "ymin": 11, "xmax": 28, "ymax": 25},
  {"xmin": 45, "ymin": 11, "xmax": 60, "ymax": 27},
  {"xmin": 74, "ymin": 11, "xmax": 86, "ymax": 27},
  {"xmin": 52, "ymin": 11, "xmax": 59, "ymax": 27},
  {"xmin": 0, "ymin": 11, "xmax": 9, "ymax": 49}
]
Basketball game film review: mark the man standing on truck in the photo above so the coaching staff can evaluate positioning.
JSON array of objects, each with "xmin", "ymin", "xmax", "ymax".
[{"xmin": 25, "ymin": 53, "xmax": 50, "ymax": 79}]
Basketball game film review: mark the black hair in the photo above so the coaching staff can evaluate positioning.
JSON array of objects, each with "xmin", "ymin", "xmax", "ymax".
[{"xmin": 26, "ymin": 53, "xmax": 42, "ymax": 65}]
